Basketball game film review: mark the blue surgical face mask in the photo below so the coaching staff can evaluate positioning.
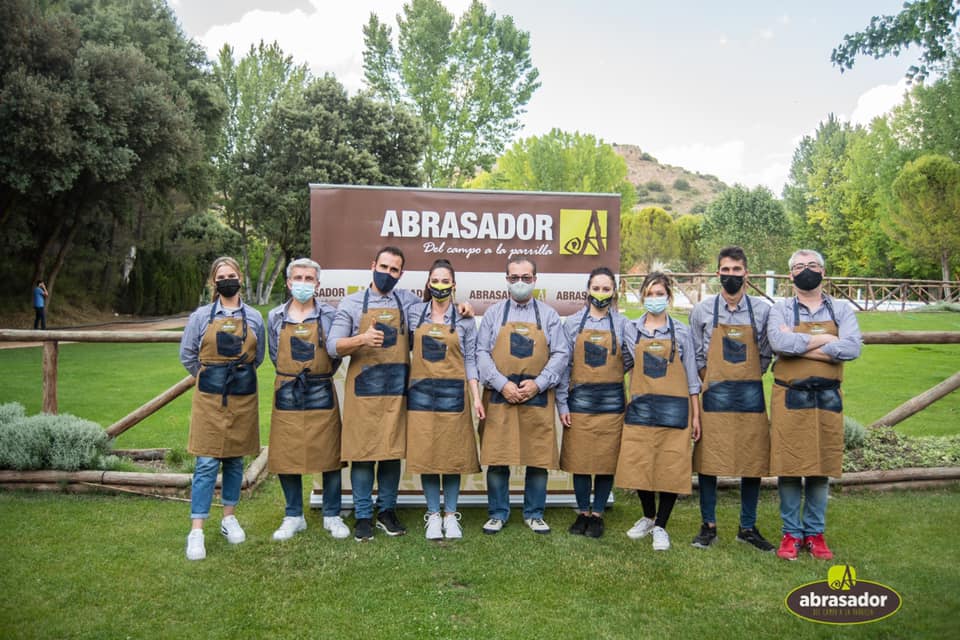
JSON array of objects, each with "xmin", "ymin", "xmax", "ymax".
[
  {"xmin": 373, "ymin": 270, "xmax": 400, "ymax": 294},
  {"xmin": 644, "ymin": 296, "xmax": 668, "ymax": 315},
  {"xmin": 290, "ymin": 282, "xmax": 315, "ymax": 303},
  {"xmin": 509, "ymin": 281, "xmax": 535, "ymax": 302}
]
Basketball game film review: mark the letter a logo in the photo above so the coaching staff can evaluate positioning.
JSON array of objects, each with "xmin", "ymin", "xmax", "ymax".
[{"xmin": 560, "ymin": 209, "xmax": 607, "ymax": 256}]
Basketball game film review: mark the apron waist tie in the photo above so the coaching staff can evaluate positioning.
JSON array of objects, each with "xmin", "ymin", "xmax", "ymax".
[{"xmin": 774, "ymin": 376, "xmax": 840, "ymax": 391}]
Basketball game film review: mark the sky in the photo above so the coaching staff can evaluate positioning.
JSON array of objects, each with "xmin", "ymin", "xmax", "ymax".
[{"xmin": 169, "ymin": 0, "xmax": 923, "ymax": 195}]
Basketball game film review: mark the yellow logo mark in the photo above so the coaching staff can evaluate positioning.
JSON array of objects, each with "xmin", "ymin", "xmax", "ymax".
[
  {"xmin": 727, "ymin": 328, "xmax": 743, "ymax": 338},
  {"xmin": 559, "ymin": 209, "xmax": 607, "ymax": 256},
  {"xmin": 647, "ymin": 341, "xmax": 664, "ymax": 352},
  {"xmin": 294, "ymin": 324, "xmax": 311, "ymax": 337},
  {"xmin": 809, "ymin": 324, "xmax": 826, "ymax": 335},
  {"xmin": 514, "ymin": 326, "xmax": 529, "ymax": 335},
  {"xmin": 377, "ymin": 311, "xmax": 394, "ymax": 321},
  {"xmin": 533, "ymin": 288, "xmax": 547, "ymax": 301},
  {"xmin": 347, "ymin": 285, "xmax": 366, "ymax": 295},
  {"xmin": 222, "ymin": 321, "xmax": 237, "ymax": 333},
  {"xmin": 829, "ymin": 565, "xmax": 857, "ymax": 591}
]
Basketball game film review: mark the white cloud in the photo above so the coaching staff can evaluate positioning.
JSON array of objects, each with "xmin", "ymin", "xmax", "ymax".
[
  {"xmin": 198, "ymin": 0, "xmax": 474, "ymax": 93},
  {"xmin": 848, "ymin": 78, "xmax": 909, "ymax": 126},
  {"xmin": 654, "ymin": 140, "xmax": 790, "ymax": 194},
  {"xmin": 758, "ymin": 28, "xmax": 774, "ymax": 40}
]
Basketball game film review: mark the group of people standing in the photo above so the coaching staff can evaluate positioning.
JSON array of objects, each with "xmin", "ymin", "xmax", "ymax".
[{"xmin": 178, "ymin": 244, "xmax": 860, "ymax": 564}]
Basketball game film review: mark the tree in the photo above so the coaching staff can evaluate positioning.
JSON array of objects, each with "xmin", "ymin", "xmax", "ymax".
[
  {"xmin": 620, "ymin": 207, "xmax": 679, "ymax": 273},
  {"xmin": 893, "ymin": 61, "xmax": 960, "ymax": 159},
  {"xmin": 363, "ymin": 0, "xmax": 540, "ymax": 187},
  {"xmin": 890, "ymin": 154, "xmax": 960, "ymax": 288},
  {"xmin": 674, "ymin": 214, "xmax": 707, "ymax": 272},
  {"xmin": 832, "ymin": 0, "xmax": 960, "ymax": 82},
  {"xmin": 212, "ymin": 41, "xmax": 309, "ymax": 302},
  {"xmin": 237, "ymin": 76, "xmax": 426, "ymax": 301},
  {"xmin": 701, "ymin": 185, "xmax": 791, "ymax": 273}
]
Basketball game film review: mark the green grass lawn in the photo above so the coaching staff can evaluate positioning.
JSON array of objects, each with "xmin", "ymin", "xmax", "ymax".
[{"xmin": 0, "ymin": 483, "xmax": 956, "ymax": 638}]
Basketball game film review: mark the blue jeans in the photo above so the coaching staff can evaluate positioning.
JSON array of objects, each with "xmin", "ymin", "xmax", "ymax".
[
  {"xmin": 778, "ymin": 476, "xmax": 829, "ymax": 537},
  {"xmin": 279, "ymin": 471, "xmax": 343, "ymax": 517},
  {"xmin": 697, "ymin": 474, "xmax": 761, "ymax": 528},
  {"xmin": 190, "ymin": 456, "xmax": 243, "ymax": 519},
  {"xmin": 572, "ymin": 474, "xmax": 614, "ymax": 513},
  {"xmin": 421, "ymin": 474, "xmax": 462, "ymax": 513},
  {"xmin": 486, "ymin": 465, "xmax": 547, "ymax": 521},
  {"xmin": 350, "ymin": 460, "xmax": 401, "ymax": 519}
]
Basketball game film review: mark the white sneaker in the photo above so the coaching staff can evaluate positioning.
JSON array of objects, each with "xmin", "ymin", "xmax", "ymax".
[
  {"xmin": 424, "ymin": 512, "xmax": 443, "ymax": 540},
  {"xmin": 272, "ymin": 516, "xmax": 307, "ymax": 541},
  {"xmin": 323, "ymin": 515, "xmax": 350, "ymax": 540},
  {"xmin": 185, "ymin": 529, "xmax": 205, "ymax": 560},
  {"xmin": 652, "ymin": 526, "xmax": 671, "ymax": 551},
  {"xmin": 220, "ymin": 515, "xmax": 246, "ymax": 544},
  {"xmin": 627, "ymin": 517, "xmax": 656, "ymax": 539},
  {"xmin": 482, "ymin": 518, "xmax": 504, "ymax": 534},
  {"xmin": 524, "ymin": 517, "xmax": 551, "ymax": 534},
  {"xmin": 443, "ymin": 512, "xmax": 463, "ymax": 539}
]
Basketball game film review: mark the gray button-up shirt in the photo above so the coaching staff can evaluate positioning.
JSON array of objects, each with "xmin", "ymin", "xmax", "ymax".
[
  {"xmin": 266, "ymin": 299, "xmax": 338, "ymax": 371},
  {"xmin": 555, "ymin": 307, "xmax": 636, "ymax": 415},
  {"xmin": 767, "ymin": 295, "xmax": 862, "ymax": 361},
  {"xmin": 633, "ymin": 314, "xmax": 702, "ymax": 395},
  {"xmin": 178, "ymin": 300, "xmax": 266, "ymax": 376},
  {"xmin": 326, "ymin": 287, "xmax": 421, "ymax": 358},
  {"xmin": 407, "ymin": 300, "xmax": 480, "ymax": 381},
  {"xmin": 689, "ymin": 294, "xmax": 773, "ymax": 373},
  {"xmin": 476, "ymin": 298, "xmax": 570, "ymax": 393}
]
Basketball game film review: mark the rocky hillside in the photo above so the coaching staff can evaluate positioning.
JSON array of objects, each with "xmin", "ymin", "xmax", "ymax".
[{"xmin": 613, "ymin": 144, "xmax": 728, "ymax": 215}]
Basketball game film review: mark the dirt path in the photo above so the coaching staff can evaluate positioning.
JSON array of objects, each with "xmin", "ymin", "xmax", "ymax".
[{"xmin": 0, "ymin": 316, "xmax": 189, "ymax": 350}]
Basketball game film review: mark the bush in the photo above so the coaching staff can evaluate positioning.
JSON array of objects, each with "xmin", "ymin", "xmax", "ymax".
[
  {"xmin": 0, "ymin": 401, "xmax": 26, "ymax": 425},
  {"xmin": 673, "ymin": 178, "xmax": 690, "ymax": 191},
  {"xmin": 844, "ymin": 415, "xmax": 868, "ymax": 450},
  {"xmin": 645, "ymin": 180, "xmax": 664, "ymax": 192},
  {"xmin": 0, "ymin": 405, "xmax": 113, "ymax": 471}
]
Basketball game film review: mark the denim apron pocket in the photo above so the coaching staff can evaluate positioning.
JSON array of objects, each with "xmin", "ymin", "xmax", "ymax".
[
  {"xmin": 721, "ymin": 335, "xmax": 747, "ymax": 364},
  {"xmin": 215, "ymin": 331, "xmax": 243, "ymax": 357},
  {"xmin": 375, "ymin": 322, "xmax": 398, "ymax": 349},
  {"xmin": 583, "ymin": 341, "xmax": 609, "ymax": 368},
  {"xmin": 642, "ymin": 351, "xmax": 668, "ymax": 379},
  {"xmin": 408, "ymin": 378, "xmax": 465, "ymax": 413},
  {"xmin": 625, "ymin": 393, "xmax": 688, "ymax": 428},
  {"xmin": 354, "ymin": 363, "xmax": 407, "ymax": 396},
  {"xmin": 275, "ymin": 374, "xmax": 334, "ymax": 411},
  {"xmin": 289, "ymin": 336, "xmax": 316, "ymax": 362},
  {"xmin": 702, "ymin": 380, "xmax": 766, "ymax": 413},
  {"xmin": 421, "ymin": 334, "xmax": 448, "ymax": 363},
  {"xmin": 569, "ymin": 382, "xmax": 625, "ymax": 414},
  {"xmin": 509, "ymin": 332, "xmax": 535, "ymax": 359}
]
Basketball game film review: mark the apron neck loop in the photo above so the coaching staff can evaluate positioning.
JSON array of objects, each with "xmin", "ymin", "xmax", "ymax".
[
  {"xmin": 363, "ymin": 287, "xmax": 406, "ymax": 331},
  {"xmin": 502, "ymin": 299, "xmax": 543, "ymax": 331},
  {"xmin": 577, "ymin": 309, "xmax": 617, "ymax": 355},
  {"xmin": 793, "ymin": 295, "xmax": 836, "ymax": 327},
  {"xmin": 210, "ymin": 298, "xmax": 247, "ymax": 342}
]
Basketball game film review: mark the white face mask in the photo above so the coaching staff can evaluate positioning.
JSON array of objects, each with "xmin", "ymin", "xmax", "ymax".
[
  {"xmin": 508, "ymin": 281, "xmax": 535, "ymax": 302},
  {"xmin": 644, "ymin": 296, "xmax": 668, "ymax": 314}
]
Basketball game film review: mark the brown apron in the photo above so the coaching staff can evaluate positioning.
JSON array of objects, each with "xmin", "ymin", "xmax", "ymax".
[
  {"xmin": 559, "ymin": 311, "xmax": 625, "ymax": 474},
  {"xmin": 188, "ymin": 304, "xmax": 260, "ymax": 458},
  {"xmin": 268, "ymin": 312, "xmax": 343, "ymax": 474},
  {"xmin": 693, "ymin": 295, "xmax": 770, "ymax": 476},
  {"xmin": 406, "ymin": 303, "xmax": 481, "ymax": 474},
  {"xmin": 770, "ymin": 299, "xmax": 844, "ymax": 478},
  {"xmin": 615, "ymin": 317, "xmax": 692, "ymax": 494},
  {"xmin": 479, "ymin": 300, "xmax": 559, "ymax": 469},
  {"xmin": 341, "ymin": 289, "xmax": 408, "ymax": 462}
]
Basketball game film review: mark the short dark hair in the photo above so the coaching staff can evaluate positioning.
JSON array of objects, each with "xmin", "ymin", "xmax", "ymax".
[
  {"xmin": 587, "ymin": 266, "xmax": 617, "ymax": 289},
  {"xmin": 506, "ymin": 256, "xmax": 536, "ymax": 275},
  {"xmin": 717, "ymin": 246, "xmax": 747, "ymax": 269},
  {"xmin": 375, "ymin": 246, "xmax": 405, "ymax": 270}
]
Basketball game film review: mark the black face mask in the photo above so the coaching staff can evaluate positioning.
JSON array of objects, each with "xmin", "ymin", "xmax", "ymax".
[
  {"xmin": 216, "ymin": 278, "xmax": 241, "ymax": 298},
  {"xmin": 588, "ymin": 294, "xmax": 612, "ymax": 309},
  {"xmin": 793, "ymin": 268, "xmax": 823, "ymax": 291},
  {"xmin": 373, "ymin": 270, "xmax": 399, "ymax": 294},
  {"xmin": 719, "ymin": 274, "xmax": 744, "ymax": 295}
]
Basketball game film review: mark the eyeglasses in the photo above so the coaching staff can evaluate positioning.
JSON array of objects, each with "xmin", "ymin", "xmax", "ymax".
[
  {"xmin": 790, "ymin": 261, "xmax": 822, "ymax": 273},
  {"xmin": 506, "ymin": 275, "xmax": 535, "ymax": 284}
]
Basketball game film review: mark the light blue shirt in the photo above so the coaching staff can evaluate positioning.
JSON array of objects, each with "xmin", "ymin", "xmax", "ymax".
[
  {"xmin": 266, "ymin": 299, "xmax": 338, "ymax": 371},
  {"xmin": 767, "ymin": 295, "xmax": 862, "ymax": 361},
  {"xmin": 689, "ymin": 294, "xmax": 773, "ymax": 373},
  {"xmin": 555, "ymin": 307, "xmax": 636, "ymax": 415},
  {"xmin": 633, "ymin": 313, "xmax": 702, "ymax": 395},
  {"xmin": 476, "ymin": 298, "xmax": 570, "ymax": 393},
  {"xmin": 408, "ymin": 301, "xmax": 480, "ymax": 381},
  {"xmin": 178, "ymin": 300, "xmax": 266, "ymax": 376},
  {"xmin": 326, "ymin": 287, "xmax": 421, "ymax": 358}
]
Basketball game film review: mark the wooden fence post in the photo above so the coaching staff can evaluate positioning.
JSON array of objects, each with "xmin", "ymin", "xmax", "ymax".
[{"xmin": 42, "ymin": 340, "xmax": 58, "ymax": 414}]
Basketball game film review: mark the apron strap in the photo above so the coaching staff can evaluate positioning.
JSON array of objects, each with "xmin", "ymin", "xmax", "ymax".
[
  {"xmin": 635, "ymin": 314, "xmax": 676, "ymax": 362},
  {"xmin": 792, "ymin": 295, "xmax": 837, "ymax": 326},
  {"xmin": 208, "ymin": 298, "xmax": 247, "ymax": 342},
  {"xmin": 362, "ymin": 287, "xmax": 406, "ymax": 331},
  {"xmin": 501, "ymin": 299, "xmax": 542, "ymax": 331},
  {"xmin": 714, "ymin": 294, "xmax": 760, "ymax": 349}
]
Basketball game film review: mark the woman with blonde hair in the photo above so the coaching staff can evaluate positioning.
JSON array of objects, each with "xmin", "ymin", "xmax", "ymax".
[{"xmin": 179, "ymin": 256, "xmax": 265, "ymax": 560}]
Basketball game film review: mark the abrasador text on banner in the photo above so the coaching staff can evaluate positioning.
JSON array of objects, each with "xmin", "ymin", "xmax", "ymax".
[{"xmin": 309, "ymin": 184, "xmax": 621, "ymax": 315}]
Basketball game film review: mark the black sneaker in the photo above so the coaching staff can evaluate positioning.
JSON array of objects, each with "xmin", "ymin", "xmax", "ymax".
[
  {"xmin": 584, "ymin": 515, "xmax": 605, "ymax": 539},
  {"xmin": 376, "ymin": 509, "xmax": 407, "ymax": 536},
  {"xmin": 691, "ymin": 522, "xmax": 718, "ymax": 548},
  {"xmin": 736, "ymin": 526, "xmax": 775, "ymax": 552},
  {"xmin": 354, "ymin": 517, "xmax": 374, "ymax": 542},
  {"xmin": 568, "ymin": 513, "xmax": 590, "ymax": 535}
]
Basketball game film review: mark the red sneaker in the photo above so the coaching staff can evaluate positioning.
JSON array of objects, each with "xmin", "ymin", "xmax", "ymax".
[
  {"xmin": 804, "ymin": 533, "xmax": 834, "ymax": 560},
  {"xmin": 777, "ymin": 533, "xmax": 801, "ymax": 560}
]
